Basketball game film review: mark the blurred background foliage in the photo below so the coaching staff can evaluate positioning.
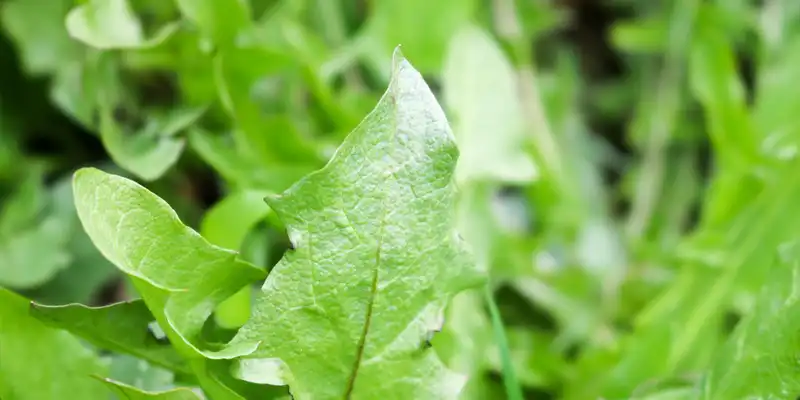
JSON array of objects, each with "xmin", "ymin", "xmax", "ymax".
[{"xmin": 3, "ymin": 0, "xmax": 800, "ymax": 399}]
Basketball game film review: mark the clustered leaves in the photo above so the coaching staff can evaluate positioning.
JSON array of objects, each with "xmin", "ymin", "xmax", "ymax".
[{"xmin": 5, "ymin": 0, "xmax": 800, "ymax": 399}]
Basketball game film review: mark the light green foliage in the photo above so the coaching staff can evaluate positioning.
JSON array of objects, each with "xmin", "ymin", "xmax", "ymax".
[
  {"xmin": 365, "ymin": 0, "xmax": 476, "ymax": 73},
  {"xmin": 443, "ymin": 25, "xmax": 537, "ymax": 185},
  {"xmin": 225, "ymin": 50, "xmax": 482, "ymax": 399},
  {"xmin": 66, "ymin": 0, "xmax": 175, "ymax": 49},
  {"xmin": 0, "ymin": 288, "xmax": 108, "ymax": 400},
  {"xmin": 7, "ymin": 0, "xmax": 800, "ymax": 399},
  {"xmin": 72, "ymin": 168, "xmax": 266, "ymax": 354}
]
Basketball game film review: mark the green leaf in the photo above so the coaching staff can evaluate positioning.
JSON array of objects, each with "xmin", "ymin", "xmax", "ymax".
[
  {"xmin": 700, "ymin": 243, "xmax": 800, "ymax": 399},
  {"xmin": 99, "ymin": 105, "xmax": 206, "ymax": 181},
  {"xmin": 107, "ymin": 354, "xmax": 175, "ymax": 392},
  {"xmin": 443, "ymin": 25, "xmax": 537, "ymax": 185},
  {"xmin": 72, "ymin": 167, "xmax": 266, "ymax": 356},
  {"xmin": 65, "ymin": 0, "xmax": 177, "ymax": 50},
  {"xmin": 20, "ymin": 175, "xmax": 118, "ymax": 304},
  {"xmin": 0, "ymin": 170, "xmax": 72, "ymax": 288},
  {"xmin": 0, "ymin": 0, "xmax": 81, "ymax": 75},
  {"xmin": 223, "ymin": 49, "xmax": 483, "ymax": 398},
  {"xmin": 201, "ymin": 190, "xmax": 272, "ymax": 252},
  {"xmin": 365, "ymin": 0, "xmax": 476, "ymax": 73},
  {"xmin": 432, "ymin": 291, "xmax": 492, "ymax": 399},
  {"xmin": 175, "ymin": 0, "xmax": 251, "ymax": 45},
  {"xmin": 201, "ymin": 191, "xmax": 271, "ymax": 329},
  {"xmin": 0, "ymin": 288, "xmax": 108, "ymax": 400},
  {"xmin": 97, "ymin": 378, "xmax": 203, "ymax": 400},
  {"xmin": 189, "ymin": 128, "xmax": 312, "ymax": 191},
  {"xmin": 30, "ymin": 300, "xmax": 189, "ymax": 373}
]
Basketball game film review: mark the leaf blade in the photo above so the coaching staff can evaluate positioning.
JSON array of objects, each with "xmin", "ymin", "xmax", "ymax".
[{"xmin": 226, "ymin": 48, "xmax": 483, "ymax": 399}]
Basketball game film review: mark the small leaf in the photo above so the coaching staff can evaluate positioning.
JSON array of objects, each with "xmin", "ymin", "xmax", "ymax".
[
  {"xmin": 443, "ymin": 25, "xmax": 537, "ymax": 185},
  {"xmin": 175, "ymin": 0, "xmax": 251, "ymax": 45},
  {"xmin": 99, "ymin": 106, "xmax": 206, "ymax": 181},
  {"xmin": 96, "ymin": 377, "xmax": 203, "ymax": 400},
  {"xmin": 72, "ymin": 167, "xmax": 266, "ymax": 355},
  {"xmin": 224, "ymin": 49, "xmax": 483, "ymax": 398},
  {"xmin": 0, "ymin": 0, "xmax": 81, "ymax": 74},
  {"xmin": 0, "ymin": 170, "xmax": 71, "ymax": 288},
  {"xmin": 65, "ymin": 0, "xmax": 177, "ymax": 50},
  {"xmin": 189, "ymin": 128, "xmax": 312, "ymax": 191},
  {"xmin": 30, "ymin": 300, "xmax": 189, "ymax": 373},
  {"xmin": 0, "ymin": 288, "xmax": 108, "ymax": 400}
]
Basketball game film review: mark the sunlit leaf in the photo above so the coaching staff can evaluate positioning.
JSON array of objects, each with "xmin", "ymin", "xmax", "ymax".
[{"xmin": 222, "ymin": 49, "xmax": 484, "ymax": 399}]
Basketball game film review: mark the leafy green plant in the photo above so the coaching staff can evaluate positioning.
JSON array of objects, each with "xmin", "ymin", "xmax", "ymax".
[{"xmin": 7, "ymin": 0, "xmax": 800, "ymax": 399}]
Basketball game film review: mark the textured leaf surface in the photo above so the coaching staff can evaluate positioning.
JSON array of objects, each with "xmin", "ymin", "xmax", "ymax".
[
  {"xmin": 0, "ymin": 288, "xmax": 107, "ymax": 400},
  {"xmin": 225, "ymin": 49, "xmax": 482, "ymax": 399},
  {"xmin": 701, "ymin": 243, "xmax": 800, "ymax": 399},
  {"xmin": 30, "ymin": 300, "xmax": 189, "ymax": 373},
  {"xmin": 72, "ymin": 168, "xmax": 266, "ymax": 354},
  {"xmin": 443, "ymin": 25, "xmax": 537, "ymax": 185}
]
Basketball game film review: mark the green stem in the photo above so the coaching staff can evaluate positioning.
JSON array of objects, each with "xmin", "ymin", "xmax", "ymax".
[{"xmin": 484, "ymin": 285, "xmax": 524, "ymax": 400}]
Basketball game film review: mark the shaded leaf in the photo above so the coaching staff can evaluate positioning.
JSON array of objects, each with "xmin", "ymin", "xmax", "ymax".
[
  {"xmin": 0, "ymin": 170, "xmax": 71, "ymax": 288},
  {"xmin": 31, "ymin": 300, "xmax": 189, "ymax": 373},
  {"xmin": 0, "ymin": 0, "xmax": 81, "ymax": 74},
  {"xmin": 0, "ymin": 288, "xmax": 107, "ymax": 400},
  {"xmin": 97, "ymin": 377, "xmax": 203, "ymax": 400}
]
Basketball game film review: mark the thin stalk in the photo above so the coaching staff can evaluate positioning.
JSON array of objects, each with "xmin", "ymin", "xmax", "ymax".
[
  {"xmin": 491, "ymin": 0, "xmax": 564, "ymax": 187},
  {"xmin": 484, "ymin": 285, "xmax": 524, "ymax": 400}
]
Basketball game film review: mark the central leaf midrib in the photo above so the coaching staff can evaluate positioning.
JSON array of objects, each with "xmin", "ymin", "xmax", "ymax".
[
  {"xmin": 342, "ymin": 205, "xmax": 386, "ymax": 398},
  {"xmin": 343, "ymin": 84, "xmax": 401, "ymax": 399}
]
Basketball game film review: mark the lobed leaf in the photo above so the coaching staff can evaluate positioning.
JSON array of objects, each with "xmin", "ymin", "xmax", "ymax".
[{"xmin": 223, "ymin": 48, "xmax": 484, "ymax": 399}]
